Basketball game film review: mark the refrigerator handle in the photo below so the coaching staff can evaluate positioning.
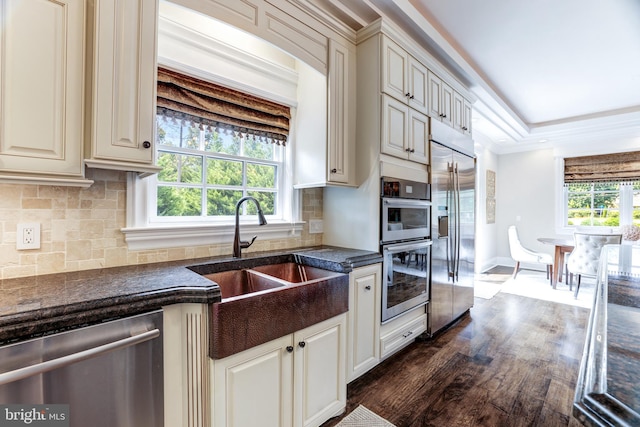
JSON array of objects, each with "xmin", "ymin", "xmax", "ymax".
[
  {"xmin": 447, "ymin": 162, "xmax": 455, "ymax": 279},
  {"xmin": 454, "ymin": 163, "xmax": 461, "ymax": 280}
]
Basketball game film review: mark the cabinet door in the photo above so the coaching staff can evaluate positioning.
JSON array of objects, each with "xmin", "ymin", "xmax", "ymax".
[
  {"xmin": 327, "ymin": 39, "xmax": 355, "ymax": 186},
  {"xmin": 347, "ymin": 265, "xmax": 381, "ymax": 382},
  {"xmin": 441, "ymin": 82, "xmax": 454, "ymax": 127},
  {"xmin": 381, "ymin": 95, "xmax": 409, "ymax": 159},
  {"xmin": 462, "ymin": 99, "xmax": 473, "ymax": 136},
  {"xmin": 0, "ymin": 0, "xmax": 86, "ymax": 182},
  {"xmin": 408, "ymin": 109, "xmax": 429, "ymax": 165},
  {"xmin": 453, "ymin": 91, "xmax": 465, "ymax": 133},
  {"xmin": 213, "ymin": 335, "xmax": 294, "ymax": 427},
  {"xmin": 381, "ymin": 36, "xmax": 408, "ymax": 102},
  {"xmin": 427, "ymin": 70, "xmax": 442, "ymax": 119},
  {"xmin": 294, "ymin": 315, "xmax": 346, "ymax": 427},
  {"xmin": 408, "ymin": 57, "xmax": 428, "ymax": 113},
  {"xmin": 88, "ymin": 0, "xmax": 159, "ymax": 172},
  {"xmin": 453, "ymin": 92, "xmax": 472, "ymax": 135}
]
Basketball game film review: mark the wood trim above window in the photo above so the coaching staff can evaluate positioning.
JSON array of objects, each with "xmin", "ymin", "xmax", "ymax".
[
  {"xmin": 157, "ymin": 67, "xmax": 290, "ymax": 145},
  {"xmin": 564, "ymin": 151, "xmax": 640, "ymax": 183}
]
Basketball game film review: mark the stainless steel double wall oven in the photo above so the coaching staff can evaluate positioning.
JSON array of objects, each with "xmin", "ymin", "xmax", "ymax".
[{"xmin": 380, "ymin": 177, "xmax": 432, "ymax": 322}]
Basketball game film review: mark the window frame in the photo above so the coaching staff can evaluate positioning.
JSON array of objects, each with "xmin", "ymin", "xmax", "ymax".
[
  {"xmin": 122, "ymin": 98, "xmax": 303, "ymax": 252},
  {"xmin": 152, "ymin": 120, "xmax": 284, "ymax": 222},
  {"xmin": 557, "ymin": 157, "xmax": 639, "ymax": 233}
]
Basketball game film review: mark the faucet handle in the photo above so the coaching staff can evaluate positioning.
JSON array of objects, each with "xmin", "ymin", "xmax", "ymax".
[{"xmin": 240, "ymin": 236, "xmax": 258, "ymax": 249}]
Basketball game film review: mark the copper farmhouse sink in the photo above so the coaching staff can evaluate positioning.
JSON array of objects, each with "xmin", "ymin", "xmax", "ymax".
[
  {"xmin": 250, "ymin": 262, "xmax": 338, "ymax": 283},
  {"xmin": 202, "ymin": 269, "xmax": 284, "ymax": 300},
  {"xmin": 191, "ymin": 259, "xmax": 349, "ymax": 359}
]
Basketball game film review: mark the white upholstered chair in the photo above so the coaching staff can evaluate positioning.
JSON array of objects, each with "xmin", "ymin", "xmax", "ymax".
[
  {"xmin": 567, "ymin": 232, "xmax": 622, "ymax": 298},
  {"xmin": 508, "ymin": 226, "xmax": 554, "ymax": 284}
]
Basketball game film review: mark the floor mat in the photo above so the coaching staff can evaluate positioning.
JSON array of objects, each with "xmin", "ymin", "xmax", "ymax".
[{"xmin": 335, "ymin": 405, "xmax": 396, "ymax": 427}]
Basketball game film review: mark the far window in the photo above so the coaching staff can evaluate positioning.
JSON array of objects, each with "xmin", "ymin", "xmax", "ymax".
[
  {"xmin": 563, "ymin": 152, "xmax": 640, "ymax": 228},
  {"xmin": 565, "ymin": 182, "xmax": 622, "ymax": 227},
  {"xmin": 155, "ymin": 115, "xmax": 282, "ymax": 219}
]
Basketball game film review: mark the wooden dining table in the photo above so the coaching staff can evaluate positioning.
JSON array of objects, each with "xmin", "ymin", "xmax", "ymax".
[{"xmin": 538, "ymin": 237, "xmax": 575, "ymax": 289}]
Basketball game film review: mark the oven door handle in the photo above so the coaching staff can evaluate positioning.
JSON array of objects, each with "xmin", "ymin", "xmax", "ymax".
[
  {"xmin": 383, "ymin": 240, "xmax": 432, "ymax": 253},
  {"xmin": 382, "ymin": 198, "xmax": 431, "ymax": 208}
]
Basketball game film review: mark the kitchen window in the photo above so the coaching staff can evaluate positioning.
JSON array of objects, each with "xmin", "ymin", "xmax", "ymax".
[
  {"xmin": 154, "ymin": 114, "xmax": 282, "ymax": 220},
  {"xmin": 563, "ymin": 152, "xmax": 640, "ymax": 229},
  {"xmin": 122, "ymin": 68, "xmax": 303, "ymax": 250}
]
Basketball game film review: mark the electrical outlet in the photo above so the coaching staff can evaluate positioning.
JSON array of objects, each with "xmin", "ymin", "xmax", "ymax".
[
  {"xmin": 309, "ymin": 219, "xmax": 323, "ymax": 234},
  {"xmin": 17, "ymin": 223, "xmax": 40, "ymax": 250}
]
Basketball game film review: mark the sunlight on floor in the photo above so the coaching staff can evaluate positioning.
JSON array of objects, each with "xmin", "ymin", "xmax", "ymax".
[{"xmin": 475, "ymin": 266, "xmax": 595, "ymax": 309}]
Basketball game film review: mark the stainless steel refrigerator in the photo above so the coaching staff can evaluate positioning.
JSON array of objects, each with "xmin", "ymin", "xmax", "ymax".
[{"xmin": 429, "ymin": 125, "xmax": 476, "ymax": 335}]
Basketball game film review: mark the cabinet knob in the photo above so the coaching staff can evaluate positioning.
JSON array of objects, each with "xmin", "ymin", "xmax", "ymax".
[
  {"xmin": 409, "ymin": 95, "xmax": 414, "ymax": 99},
  {"xmin": 331, "ymin": 168, "xmax": 337, "ymax": 173},
  {"xmin": 365, "ymin": 285, "xmax": 371, "ymax": 290},
  {"xmin": 410, "ymin": 149, "xmax": 415, "ymax": 153},
  {"xmin": 286, "ymin": 346, "xmax": 294, "ymax": 353},
  {"xmin": 298, "ymin": 341, "xmax": 306, "ymax": 348},
  {"xmin": 142, "ymin": 141, "xmax": 151, "ymax": 149},
  {"xmin": 405, "ymin": 92, "xmax": 411, "ymax": 97}
]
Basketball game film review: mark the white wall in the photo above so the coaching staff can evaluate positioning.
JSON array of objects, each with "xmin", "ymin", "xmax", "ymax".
[
  {"xmin": 474, "ymin": 140, "xmax": 499, "ymax": 272},
  {"xmin": 495, "ymin": 148, "xmax": 557, "ymax": 267}
]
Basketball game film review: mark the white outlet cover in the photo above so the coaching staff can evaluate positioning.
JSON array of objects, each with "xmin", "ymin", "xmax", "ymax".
[
  {"xmin": 308, "ymin": 219, "xmax": 323, "ymax": 234},
  {"xmin": 17, "ymin": 222, "xmax": 40, "ymax": 250}
]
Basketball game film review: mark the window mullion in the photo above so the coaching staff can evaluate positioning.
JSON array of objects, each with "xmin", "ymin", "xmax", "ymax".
[
  {"xmin": 590, "ymin": 185, "xmax": 595, "ymax": 226},
  {"xmin": 620, "ymin": 184, "xmax": 632, "ymax": 226}
]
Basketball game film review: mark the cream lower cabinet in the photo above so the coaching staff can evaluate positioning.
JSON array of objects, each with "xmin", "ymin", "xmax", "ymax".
[
  {"xmin": 213, "ymin": 314, "xmax": 347, "ymax": 427},
  {"xmin": 379, "ymin": 305, "xmax": 427, "ymax": 360},
  {"xmin": 347, "ymin": 264, "xmax": 381, "ymax": 382},
  {"xmin": 164, "ymin": 303, "xmax": 211, "ymax": 427}
]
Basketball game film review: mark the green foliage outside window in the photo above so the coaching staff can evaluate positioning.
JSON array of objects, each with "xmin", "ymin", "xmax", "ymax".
[
  {"xmin": 155, "ymin": 116, "xmax": 279, "ymax": 218},
  {"xmin": 566, "ymin": 182, "xmax": 619, "ymax": 226},
  {"xmin": 565, "ymin": 182, "xmax": 640, "ymax": 227}
]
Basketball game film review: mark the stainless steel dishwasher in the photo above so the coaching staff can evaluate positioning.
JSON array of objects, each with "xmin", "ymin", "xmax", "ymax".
[{"xmin": 0, "ymin": 310, "xmax": 163, "ymax": 427}]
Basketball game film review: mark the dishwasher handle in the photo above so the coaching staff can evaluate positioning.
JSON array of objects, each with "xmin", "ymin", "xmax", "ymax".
[{"xmin": 0, "ymin": 328, "xmax": 160, "ymax": 386}]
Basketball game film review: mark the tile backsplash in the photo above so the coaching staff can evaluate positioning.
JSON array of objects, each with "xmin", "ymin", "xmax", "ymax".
[{"xmin": 0, "ymin": 169, "xmax": 323, "ymax": 279}]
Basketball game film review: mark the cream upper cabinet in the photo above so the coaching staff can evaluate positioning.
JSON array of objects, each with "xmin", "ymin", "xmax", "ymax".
[
  {"xmin": 86, "ymin": 0, "xmax": 161, "ymax": 175},
  {"xmin": 212, "ymin": 314, "xmax": 346, "ymax": 427},
  {"xmin": 428, "ymin": 70, "xmax": 454, "ymax": 128},
  {"xmin": 381, "ymin": 36, "xmax": 428, "ymax": 113},
  {"xmin": 326, "ymin": 39, "xmax": 356, "ymax": 186},
  {"xmin": 381, "ymin": 95, "xmax": 429, "ymax": 165},
  {"xmin": 293, "ymin": 37, "xmax": 356, "ymax": 188},
  {"xmin": 462, "ymin": 95, "xmax": 473, "ymax": 136},
  {"xmin": 0, "ymin": 0, "xmax": 92, "ymax": 186},
  {"xmin": 453, "ymin": 91, "xmax": 473, "ymax": 136},
  {"xmin": 347, "ymin": 264, "xmax": 381, "ymax": 382}
]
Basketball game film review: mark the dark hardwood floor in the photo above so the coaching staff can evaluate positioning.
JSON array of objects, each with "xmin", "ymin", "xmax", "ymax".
[{"xmin": 322, "ymin": 290, "xmax": 590, "ymax": 427}]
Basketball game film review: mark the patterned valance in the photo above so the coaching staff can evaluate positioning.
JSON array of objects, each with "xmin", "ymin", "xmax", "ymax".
[
  {"xmin": 157, "ymin": 67, "xmax": 290, "ymax": 145},
  {"xmin": 564, "ymin": 151, "xmax": 640, "ymax": 184}
]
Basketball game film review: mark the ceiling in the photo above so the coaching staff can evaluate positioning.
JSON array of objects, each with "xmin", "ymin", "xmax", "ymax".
[{"xmin": 320, "ymin": 0, "xmax": 640, "ymax": 153}]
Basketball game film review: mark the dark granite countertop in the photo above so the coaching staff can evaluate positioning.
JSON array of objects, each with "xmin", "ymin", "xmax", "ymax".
[
  {"xmin": 573, "ymin": 244, "xmax": 640, "ymax": 426},
  {"xmin": 0, "ymin": 245, "xmax": 381, "ymax": 345}
]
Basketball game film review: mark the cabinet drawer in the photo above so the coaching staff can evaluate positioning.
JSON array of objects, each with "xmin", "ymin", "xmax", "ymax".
[{"xmin": 380, "ymin": 313, "xmax": 427, "ymax": 359}]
